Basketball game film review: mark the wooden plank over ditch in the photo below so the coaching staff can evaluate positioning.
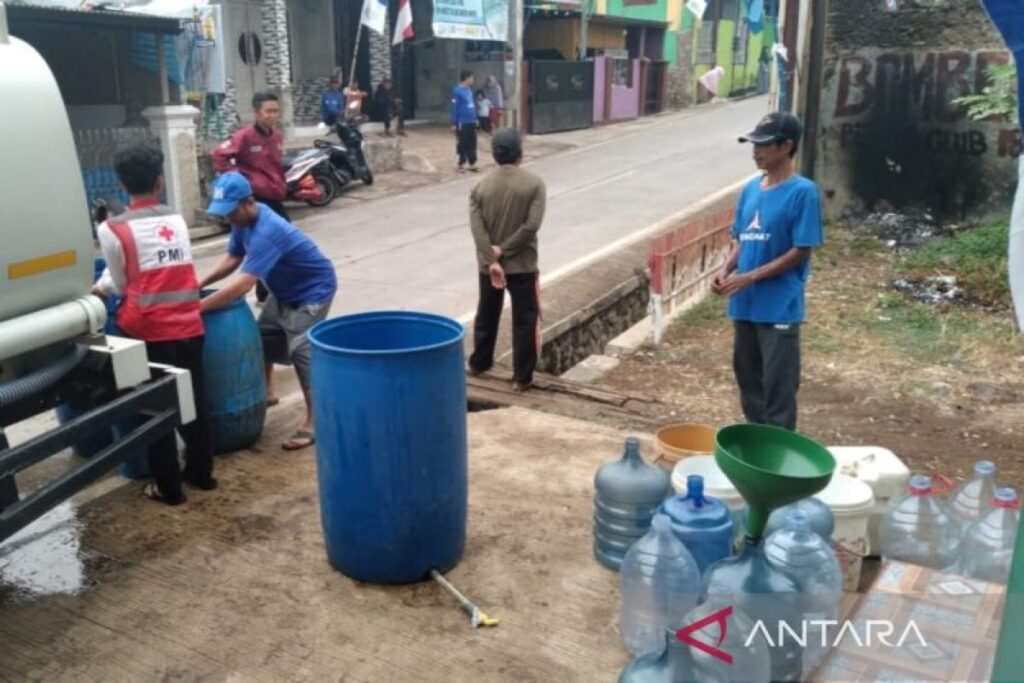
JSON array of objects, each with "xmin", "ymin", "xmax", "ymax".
[{"xmin": 467, "ymin": 369, "xmax": 679, "ymax": 431}]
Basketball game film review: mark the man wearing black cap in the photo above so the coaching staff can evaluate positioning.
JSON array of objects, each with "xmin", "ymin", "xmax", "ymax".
[
  {"xmin": 712, "ymin": 112, "xmax": 824, "ymax": 430},
  {"xmin": 468, "ymin": 129, "xmax": 547, "ymax": 391}
]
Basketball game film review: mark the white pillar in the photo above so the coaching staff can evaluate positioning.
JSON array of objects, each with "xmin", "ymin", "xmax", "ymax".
[{"xmin": 143, "ymin": 105, "xmax": 202, "ymax": 222}]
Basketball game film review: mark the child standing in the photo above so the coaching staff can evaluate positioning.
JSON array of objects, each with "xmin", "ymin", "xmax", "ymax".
[{"xmin": 475, "ymin": 90, "xmax": 493, "ymax": 133}]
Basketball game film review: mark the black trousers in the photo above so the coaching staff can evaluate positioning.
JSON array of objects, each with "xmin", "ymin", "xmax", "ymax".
[
  {"xmin": 470, "ymin": 272, "xmax": 540, "ymax": 385},
  {"xmin": 146, "ymin": 336, "xmax": 214, "ymax": 500},
  {"xmin": 733, "ymin": 322, "xmax": 801, "ymax": 431},
  {"xmin": 254, "ymin": 198, "xmax": 290, "ymax": 303},
  {"xmin": 456, "ymin": 124, "xmax": 478, "ymax": 167}
]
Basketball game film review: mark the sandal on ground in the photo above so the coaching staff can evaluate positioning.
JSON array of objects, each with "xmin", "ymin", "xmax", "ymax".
[
  {"xmin": 282, "ymin": 430, "xmax": 316, "ymax": 451},
  {"xmin": 266, "ymin": 396, "xmax": 280, "ymax": 407},
  {"xmin": 141, "ymin": 482, "xmax": 186, "ymax": 506},
  {"xmin": 184, "ymin": 475, "xmax": 219, "ymax": 491}
]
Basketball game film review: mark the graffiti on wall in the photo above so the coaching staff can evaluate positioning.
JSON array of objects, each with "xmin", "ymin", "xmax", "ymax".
[
  {"xmin": 831, "ymin": 50, "xmax": 1018, "ymax": 158},
  {"xmin": 823, "ymin": 48, "xmax": 1019, "ymax": 219}
]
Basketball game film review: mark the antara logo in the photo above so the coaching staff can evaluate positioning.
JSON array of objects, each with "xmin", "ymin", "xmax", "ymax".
[{"xmin": 675, "ymin": 605, "xmax": 929, "ymax": 663}]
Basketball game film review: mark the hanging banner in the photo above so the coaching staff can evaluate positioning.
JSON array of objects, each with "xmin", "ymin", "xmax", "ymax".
[{"xmin": 432, "ymin": 0, "xmax": 509, "ymax": 41}]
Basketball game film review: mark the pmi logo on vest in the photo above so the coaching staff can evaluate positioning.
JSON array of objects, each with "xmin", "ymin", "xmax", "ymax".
[{"xmin": 674, "ymin": 605, "xmax": 927, "ymax": 665}]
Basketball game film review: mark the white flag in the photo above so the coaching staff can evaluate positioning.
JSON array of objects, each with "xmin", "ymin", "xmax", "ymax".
[
  {"xmin": 393, "ymin": 0, "xmax": 414, "ymax": 46},
  {"xmin": 686, "ymin": 0, "xmax": 708, "ymax": 19},
  {"xmin": 361, "ymin": 0, "xmax": 388, "ymax": 36}
]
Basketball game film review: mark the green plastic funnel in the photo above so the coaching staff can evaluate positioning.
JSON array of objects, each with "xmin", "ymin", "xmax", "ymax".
[{"xmin": 715, "ymin": 424, "xmax": 835, "ymax": 541}]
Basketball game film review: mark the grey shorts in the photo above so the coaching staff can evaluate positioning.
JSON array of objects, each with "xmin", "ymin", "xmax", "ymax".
[{"xmin": 258, "ymin": 295, "xmax": 332, "ymax": 390}]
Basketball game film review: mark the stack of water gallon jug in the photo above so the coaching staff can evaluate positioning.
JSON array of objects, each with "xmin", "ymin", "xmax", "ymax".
[
  {"xmin": 593, "ymin": 439, "xmax": 1019, "ymax": 683},
  {"xmin": 880, "ymin": 460, "xmax": 1020, "ymax": 582}
]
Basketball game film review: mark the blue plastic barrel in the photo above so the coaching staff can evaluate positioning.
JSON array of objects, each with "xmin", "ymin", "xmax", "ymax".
[
  {"xmin": 112, "ymin": 416, "xmax": 151, "ymax": 479},
  {"xmin": 200, "ymin": 295, "xmax": 266, "ymax": 453},
  {"xmin": 309, "ymin": 311, "xmax": 468, "ymax": 584}
]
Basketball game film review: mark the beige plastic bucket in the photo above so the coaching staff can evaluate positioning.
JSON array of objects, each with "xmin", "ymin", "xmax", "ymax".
[
  {"xmin": 814, "ymin": 474, "xmax": 875, "ymax": 592},
  {"xmin": 655, "ymin": 424, "xmax": 717, "ymax": 464}
]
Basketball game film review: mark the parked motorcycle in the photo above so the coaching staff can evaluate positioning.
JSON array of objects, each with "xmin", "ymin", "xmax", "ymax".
[{"xmin": 283, "ymin": 115, "xmax": 374, "ymax": 207}]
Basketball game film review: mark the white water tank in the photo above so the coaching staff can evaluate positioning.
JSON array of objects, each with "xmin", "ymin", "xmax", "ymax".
[{"xmin": 0, "ymin": 8, "xmax": 94, "ymax": 325}]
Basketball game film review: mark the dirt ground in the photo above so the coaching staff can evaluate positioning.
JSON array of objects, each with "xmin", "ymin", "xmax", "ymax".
[
  {"xmin": 600, "ymin": 228, "xmax": 1024, "ymax": 485},
  {"xmin": 0, "ymin": 406, "xmax": 635, "ymax": 682}
]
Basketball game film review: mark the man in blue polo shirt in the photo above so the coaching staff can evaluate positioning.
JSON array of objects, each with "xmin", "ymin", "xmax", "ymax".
[
  {"xmin": 201, "ymin": 172, "xmax": 337, "ymax": 451},
  {"xmin": 712, "ymin": 112, "xmax": 823, "ymax": 430}
]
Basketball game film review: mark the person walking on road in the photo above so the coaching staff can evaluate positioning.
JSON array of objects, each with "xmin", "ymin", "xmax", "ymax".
[
  {"xmin": 93, "ymin": 145, "xmax": 216, "ymax": 505},
  {"xmin": 212, "ymin": 91, "xmax": 289, "ymax": 304},
  {"xmin": 484, "ymin": 75, "xmax": 504, "ymax": 130},
  {"xmin": 200, "ymin": 172, "xmax": 338, "ymax": 451},
  {"xmin": 451, "ymin": 70, "xmax": 479, "ymax": 173},
  {"xmin": 711, "ymin": 112, "xmax": 824, "ymax": 431},
  {"xmin": 468, "ymin": 129, "xmax": 546, "ymax": 391}
]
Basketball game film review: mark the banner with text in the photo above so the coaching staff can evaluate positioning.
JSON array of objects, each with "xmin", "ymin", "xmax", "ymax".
[{"xmin": 433, "ymin": 0, "xmax": 509, "ymax": 41}]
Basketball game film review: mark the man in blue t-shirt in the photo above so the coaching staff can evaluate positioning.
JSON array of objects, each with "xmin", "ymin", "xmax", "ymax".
[
  {"xmin": 451, "ymin": 70, "xmax": 479, "ymax": 173},
  {"xmin": 201, "ymin": 172, "xmax": 338, "ymax": 451},
  {"xmin": 712, "ymin": 112, "xmax": 824, "ymax": 430}
]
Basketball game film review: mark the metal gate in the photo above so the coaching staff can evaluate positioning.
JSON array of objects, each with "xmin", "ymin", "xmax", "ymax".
[{"xmin": 528, "ymin": 60, "xmax": 594, "ymax": 135}]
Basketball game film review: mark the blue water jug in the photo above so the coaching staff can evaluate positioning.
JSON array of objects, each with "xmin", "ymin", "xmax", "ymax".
[
  {"xmin": 764, "ymin": 496, "xmax": 834, "ymax": 541},
  {"xmin": 658, "ymin": 475, "xmax": 734, "ymax": 574},
  {"xmin": 594, "ymin": 437, "xmax": 671, "ymax": 571}
]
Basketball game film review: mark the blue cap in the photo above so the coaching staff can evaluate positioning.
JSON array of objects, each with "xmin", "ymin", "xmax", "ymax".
[{"xmin": 207, "ymin": 172, "xmax": 253, "ymax": 216}]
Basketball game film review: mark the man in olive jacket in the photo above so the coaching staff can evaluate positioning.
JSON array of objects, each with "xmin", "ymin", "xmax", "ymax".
[{"xmin": 468, "ymin": 129, "xmax": 547, "ymax": 391}]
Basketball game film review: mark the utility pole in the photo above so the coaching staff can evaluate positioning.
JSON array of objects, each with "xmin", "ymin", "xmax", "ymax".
[
  {"xmin": 580, "ymin": 0, "xmax": 590, "ymax": 60},
  {"xmin": 507, "ymin": 0, "xmax": 524, "ymax": 131}
]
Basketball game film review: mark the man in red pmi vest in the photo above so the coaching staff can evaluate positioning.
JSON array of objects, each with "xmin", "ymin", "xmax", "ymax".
[{"xmin": 93, "ymin": 145, "xmax": 217, "ymax": 506}]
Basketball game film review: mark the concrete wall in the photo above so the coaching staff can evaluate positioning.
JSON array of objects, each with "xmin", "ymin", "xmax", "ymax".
[
  {"xmin": 817, "ymin": 0, "xmax": 1019, "ymax": 222},
  {"xmin": 287, "ymin": 0, "xmax": 334, "ymax": 81}
]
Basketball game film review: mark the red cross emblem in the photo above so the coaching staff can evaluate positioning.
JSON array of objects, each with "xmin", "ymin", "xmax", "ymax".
[{"xmin": 157, "ymin": 224, "xmax": 177, "ymax": 245}]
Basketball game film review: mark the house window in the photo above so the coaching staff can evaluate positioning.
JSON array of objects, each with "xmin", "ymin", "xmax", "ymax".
[{"xmin": 611, "ymin": 58, "xmax": 633, "ymax": 88}]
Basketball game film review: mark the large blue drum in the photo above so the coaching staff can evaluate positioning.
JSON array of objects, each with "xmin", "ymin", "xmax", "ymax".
[
  {"xmin": 201, "ymin": 296, "xmax": 266, "ymax": 453},
  {"xmin": 309, "ymin": 312, "xmax": 468, "ymax": 584}
]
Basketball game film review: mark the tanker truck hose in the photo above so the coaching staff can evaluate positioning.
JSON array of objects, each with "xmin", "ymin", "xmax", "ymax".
[{"xmin": 0, "ymin": 343, "xmax": 87, "ymax": 408}]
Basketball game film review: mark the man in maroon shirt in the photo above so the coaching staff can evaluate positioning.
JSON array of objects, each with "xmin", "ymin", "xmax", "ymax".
[{"xmin": 212, "ymin": 91, "xmax": 288, "ymax": 302}]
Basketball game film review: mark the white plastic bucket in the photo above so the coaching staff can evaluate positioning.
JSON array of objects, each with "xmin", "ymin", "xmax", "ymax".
[
  {"xmin": 672, "ymin": 455, "xmax": 746, "ymax": 539},
  {"xmin": 828, "ymin": 445, "xmax": 910, "ymax": 556},
  {"xmin": 814, "ymin": 474, "xmax": 875, "ymax": 592}
]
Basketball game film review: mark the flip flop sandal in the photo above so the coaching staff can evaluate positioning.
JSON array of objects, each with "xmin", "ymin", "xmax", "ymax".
[
  {"xmin": 282, "ymin": 430, "xmax": 316, "ymax": 451},
  {"xmin": 266, "ymin": 397, "xmax": 281, "ymax": 407},
  {"xmin": 141, "ymin": 482, "xmax": 186, "ymax": 506}
]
